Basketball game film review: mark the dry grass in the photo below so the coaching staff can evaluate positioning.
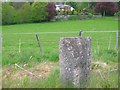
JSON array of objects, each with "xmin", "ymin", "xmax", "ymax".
[
  {"xmin": 2, "ymin": 62, "xmax": 57, "ymax": 81},
  {"xmin": 2, "ymin": 61, "xmax": 118, "ymax": 88}
]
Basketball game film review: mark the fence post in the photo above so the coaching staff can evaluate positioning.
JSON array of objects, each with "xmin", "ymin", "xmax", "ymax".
[
  {"xmin": 108, "ymin": 36, "xmax": 111, "ymax": 50},
  {"xmin": 59, "ymin": 37, "xmax": 92, "ymax": 88},
  {"xmin": 36, "ymin": 34, "xmax": 42, "ymax": 54},
  {"xmin": 116, "ymin": 31, "xmax": 118, "ymax": 49},
  {"xmin": 19, "ymin": 39, "xmax": 21, "ymax": 53}
]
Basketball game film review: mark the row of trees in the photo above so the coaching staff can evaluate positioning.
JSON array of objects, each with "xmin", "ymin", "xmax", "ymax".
[
  {"xmin": 66, "ymin": 2, "xmax": 119, "ymax": 16},
  {"xmin": 2, "ymin": 2, "xmax": 56, "ymax": 25},
  {"xmin": 2, "ymin": 2, "xmax": 119, "ymax": 25}
]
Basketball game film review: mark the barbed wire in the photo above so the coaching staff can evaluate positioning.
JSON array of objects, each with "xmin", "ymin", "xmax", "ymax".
[
  {"xmin": 2, "ymin": 30, "xmax": 118, "ymax": 35},
  {"xmin": 3, "ymin": 38, "xmax": 116, "ymax": 43},
  {"xmin": 2, "ymin": 31, "xmax": 118, "ymax": 50}
]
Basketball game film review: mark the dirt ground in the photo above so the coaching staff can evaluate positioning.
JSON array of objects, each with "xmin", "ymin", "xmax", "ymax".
[
  {"xmin": 2, "ymin": 61, "xmax": 118, "ymax": 82},
  {"xmin": 2, "ymin": 62, "xmax": 57, "ymax": 81}
]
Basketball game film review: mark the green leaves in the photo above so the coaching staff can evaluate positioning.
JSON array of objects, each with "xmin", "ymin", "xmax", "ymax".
[
  {"xmin": 76, "ymin": 2, "xmax": 89, "ymax": 11},
  {"xmin": 15, "ymin": 2, "xmax": 32, "ymax": 23},
  {"xmin": 31, "ymin": 2, "xmax": 48, "ymax": 22},
  {"xmin": 2, "ymin": 3, "xmax": 16, "ymax": 25}
]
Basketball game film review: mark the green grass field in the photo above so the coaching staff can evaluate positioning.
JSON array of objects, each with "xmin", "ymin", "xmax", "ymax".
[{"xmin": 2, "ymin": 17, "xmax": 118, "ymax": 88}]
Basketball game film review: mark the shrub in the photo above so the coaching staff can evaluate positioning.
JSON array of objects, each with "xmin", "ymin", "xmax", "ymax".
[
  {"xmin": 114, "ymin": 11, "xmax": 120, "ymax": 17},
  {"xmin": 88, "ymin": 13, "xmax": 93, "ymax": 18},
  {"xmin": 73, "ymin": 11, "xmax": 78, "ymax": 15},
  {"xmin": 68, "ymin": 15, "xmax": 79, "ymax": 20},
  {"xmin": 0, "ymin": 3, "xmax": 2, "ymax": 25},
  {"xmin": 21, "ymin": 2, "xmax": 32, "ymax": 23},
  {"xmin": 88, "ymin": 9, "xmax": 94, "ymax": 14},
  {"xmin": 31, "ymin": 2, "xmax": 48, "ymax": 22},
  {"xmin": 94, "ymin": 2, "xmax": 118, "ymax": 16},
  {"xmin": 76, "ymin": 2, "xmax": 89, "ymax": 11},
  {"xmin": 66, "ymin": 2, "xmax": 77, "ymax": 10},
  {"xmin": 15, "ymin": 9, "xmax": 23, "ymax": 23},
  {"xmin": 55, "ymin": 18, "xmax": 64, "ymax": 21},
  {"xmin": 46, "ymin": 2, "xmax": 56, "ymax": 21},
  {"xmin": 15, "ymin": 2, "xmax": 32, "ymax": 23},
  {"xmin": 10, "ymin": 2, "xmax": 24, "ymax": 10},
  {"xmin": 2, "ymin": 3, "xmax": 16, "ymax": 25},
  {"xmin": 68, "ymin": 10, "xmax": 72, "ymax": 15},
  {"xmin": 59, "ymin": 10, "xmax": 65, "ymax": 15}
]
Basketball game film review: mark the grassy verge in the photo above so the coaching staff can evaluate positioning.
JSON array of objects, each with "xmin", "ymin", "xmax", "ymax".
[
  {"xmin": 2, "ymin": 17, "xmax": 118, "ymax": 88},
  {"xmin": 2, "ymin": 61, "xmax": 118, "ymax": 88}
]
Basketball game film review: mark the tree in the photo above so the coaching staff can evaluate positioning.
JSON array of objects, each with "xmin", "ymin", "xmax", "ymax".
[
  {"xmin": 94, "ymin": 2, "xmax": 117, "ymax": 16},
  {"xmin": 118, "ymin": 1, "xmax": 120, "ymax": 11},
  {"xmin": 66, "ymin": 2, "xmax": 77, "ymax": 9},
  {"xmin": 76, "ymin": 2, "xmax": 89, "ymax": 11},
  {"xmin": 31, "ymin": 2, "xmax": 48, "ymax": 22},
  {"xmin": 46, "ymin": 2, "xmax": 56, "ymax": 21},
  {"xmin": 15, "ymin": 2, "xmax": 32, "ymax": 23},
  {"xmin": 10, "ymin": 2, "xmax": 25, "ymax": 10},
  {"xmin": 2, "ymin": 3, "xmax": 16, "ymax": 25},
  {"xmin": 0, "ymin": 3, "xmax": 2, "ymax": 25}
]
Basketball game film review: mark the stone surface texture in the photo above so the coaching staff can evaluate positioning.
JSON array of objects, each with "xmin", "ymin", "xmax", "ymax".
[{"xmin": 59, "ymin": 37, "xmax": 92, "ymax": 87}]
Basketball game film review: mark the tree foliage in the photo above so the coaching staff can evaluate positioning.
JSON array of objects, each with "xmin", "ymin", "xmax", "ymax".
[
  {"xmin": 15, "ymin": 2, "xmax": 32, "ymax": 23},
  {"xmin": 94, "ymin": 2, "xmax": 117, "ymax": 16},
  {"xmin": 2, "ymin": 3, "xmax": 16, "ymax": 25},
  {"xmin": 66, "ymin": 2, "xmax": 77, "ymax": 9},
  {"xmin": 0, "ymin": 3, "xmax": 2, "ymax": 25},
  {"xmin": 10, "ymin": 2, "xmax": 25, "ymax": 10},
  {"xmin": 46, "ymin": 2, "xmax": 56, "ymax": 21},
  {"xmin": 118, "ymin": 1, "xmax": 120, "ymax": 11},
  {"xmin": 76, "ymin": 2, "xmax": 89, "ymax": 11},
  {"xmin": 31, "ymin": 2, "xmax": 48, "ymax": 22}
]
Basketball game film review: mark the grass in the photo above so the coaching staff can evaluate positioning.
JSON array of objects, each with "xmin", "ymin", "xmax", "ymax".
[
  {"xmin": 2, "ymin": 17, "xmax": 118, "ymax": 88},
  {"xmin": 2, "ymin": 17, "xmax": 118, "ymax": 33},
  {"xmin": 2, "ymin": 62, "xmax": 118, "ymax": 88}
]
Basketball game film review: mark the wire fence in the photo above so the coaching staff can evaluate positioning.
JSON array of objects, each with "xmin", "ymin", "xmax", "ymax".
[
  {"xmin": 2, "ymin": 31, "xmax": 118, "ymax": 54},
  {"xmin": 1, "ymin": 30, "xmax": 119, "ymax": 65}
]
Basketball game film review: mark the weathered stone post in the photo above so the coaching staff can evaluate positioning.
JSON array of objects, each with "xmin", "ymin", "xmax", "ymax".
[{"xmin": 59, "ymin": 37, "xmax": 92, "ymax": 88}]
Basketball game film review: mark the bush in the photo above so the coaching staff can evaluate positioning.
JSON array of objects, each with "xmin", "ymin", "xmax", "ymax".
[
  {"xmin": 31, "ymin": 2, "xmax": 48, "ymax": 22},
  {"xmin": 15, "ymin": 2, "xmax": 32, "ymax": 24},
  {"xmin": 55, "ymin": 17, "xmax": 64, "ymax": 21},
  {"xmin": 73, "ymin": 11, "xmax": 78, "ymax": 15},
  {"xmin": 10, "ymin": 2, "xmax": 24, "ymax": 10},
  {"xmin": 68, "ymin": 15, "xmax": 79, "ymax": 20},
  {"xmin": 68, "ymin": 10, "xmax": 72, "ymax": 15},
  {"xmin": 59, "ymin": 10, "xmax": 66, "ymax": 15},
  {"xmin": 0, "ymin": 3, "xmax": 2, "ymax": 25},
  {"xmin": 88, "ymin": 9, "xmax": 94, "ymax": 14},
  {"xmin": 15, "ymin": 9, "xmax": 23, "ymax": 23},
  {"xmin": 21, "ymin": 2, "xmax": 32, "ymax": 23},
  {"xmin": 114, "ymin": 11, "xmax": 120, "ymax": 17},
  {"xmin": 88, "ymin": 13, "xmax": 93, "ymax": 18},
  {"xmin": 66, "ymin": 2, "xmax": 77, "ymax": 10},
  {"xmin": 94, "ymin": 2, "xmax": 117, "ymax": 16},
  {"xmin": 2, "ymin": 3, "xmax": 16, "ymax": 25},
  {"xmin": 76, "ymin": 2, "xmax": 89, "ymax": 11},
  {"xmin": 46, "ymin": 3, "xmax": 56, "ymax": 21}
]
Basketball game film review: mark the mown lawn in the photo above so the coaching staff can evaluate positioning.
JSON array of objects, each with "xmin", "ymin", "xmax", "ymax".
[
  {"xmin": 2, "ymin": 17, "xmax": 118, "ymax": 33},
  {"xmin": 2, "ymin": 17, "xmax": 118, "ymax": 88}
]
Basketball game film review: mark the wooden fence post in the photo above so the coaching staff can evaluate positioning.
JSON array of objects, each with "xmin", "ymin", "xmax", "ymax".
[
  {"xmin": 116, "ymin": 31, "xmax": 118, "ymax": 49},
  {"xmin": 59, "ymin": 37, "xmax": 92, "ymax": 88},
  {"xmin": 36, "ymin": 34, "xmax": 42, "ymax": 54},
  {"xmin": 19, "ymin": 39, "xmax": 21, "ymax": 53}
]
